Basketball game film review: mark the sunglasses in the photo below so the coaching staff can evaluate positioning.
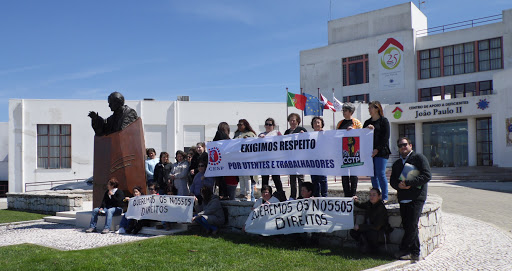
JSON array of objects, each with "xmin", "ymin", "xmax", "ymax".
[
  {"xmin": 198, "ymin": 165, "xmax": 206, "ymax": 167},
  {"xmin": 264, "ymin": 123, "xmax": 273, "ymax": 126},
  {"xmin": 397, "ymin": 143, "xmax": 408, "ymax": 148}
]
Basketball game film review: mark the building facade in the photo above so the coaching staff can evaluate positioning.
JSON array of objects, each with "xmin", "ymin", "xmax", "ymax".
[{"xmin": 300, "ymin": 2, "xmax": 512, "ymax": 168}]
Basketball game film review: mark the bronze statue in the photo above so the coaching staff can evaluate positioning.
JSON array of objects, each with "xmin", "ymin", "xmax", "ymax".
[{"xmin": 88, "ymin": 92, "xmax": 138, "ymax": 136}]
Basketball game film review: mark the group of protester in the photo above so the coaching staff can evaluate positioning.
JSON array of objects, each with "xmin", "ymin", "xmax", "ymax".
[{"xmin": 86, "ymin": 100, "xmax": 431, "ymax": 261}]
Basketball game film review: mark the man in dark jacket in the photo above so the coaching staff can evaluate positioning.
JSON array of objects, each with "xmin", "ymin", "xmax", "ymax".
[
  {"xmin": 390, "ymin": 137, "xmax": 431, "ymax": 261},
  {"xmin": 86, "ymin": 177, "xmax": 125, "ymax": 234}
]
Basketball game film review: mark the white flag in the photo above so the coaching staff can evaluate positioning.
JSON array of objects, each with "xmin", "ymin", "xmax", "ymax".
[{"xmin": 333, "ymin": 97, "xmax": 343, "ymax": 112}]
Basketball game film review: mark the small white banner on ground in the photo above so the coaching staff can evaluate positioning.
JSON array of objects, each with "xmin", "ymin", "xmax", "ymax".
[
  {"xmin": 245, "ymin": 198, "xmax": 354, "ymax": 236},
  {"xmin": 125, "ymin": 195, "xmax": 194, "ymax": 222},
  {"xmin": 205, "ymin": 129, "xmax": 374, "ymax": 177}
]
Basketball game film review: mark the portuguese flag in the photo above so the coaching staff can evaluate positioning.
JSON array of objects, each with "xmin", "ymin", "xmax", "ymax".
[{"xmin": 287, "ymin": 92, "xmax": 306, "ymax": 110}]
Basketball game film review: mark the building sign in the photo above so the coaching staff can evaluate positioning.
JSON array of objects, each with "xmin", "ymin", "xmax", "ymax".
[
  {"xmin": 378, "ymin": 37, "xmax": 404, "ymax": 90},
  {"xmin": 409, "ymin": 101, "xmax": 468, "ymax": 119},
  {"xmin": 385, "ymin": 96, "xmax": 496, "ymax": 123}
]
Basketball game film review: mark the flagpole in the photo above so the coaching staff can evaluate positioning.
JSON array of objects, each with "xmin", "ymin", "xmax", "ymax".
[
  {"xmin": 300, "ymin": 88, "xmax": 304, "ymax": 128},
  {"xmin": 332, "ymin": 88, "xmax": 336, "ymax": 129},
  {"xmin": 317, "ymin": 88, "xmax": 321, "ymax": 117},
  {"xmin": 332, "ymin": 88, "xmax": 337, "ymax": 183},
  {"xmin": 286, "ymin": 87, "xmax": 289, "ymax": 130}
]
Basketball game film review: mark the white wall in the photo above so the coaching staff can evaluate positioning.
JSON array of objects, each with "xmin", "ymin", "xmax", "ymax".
[
  {"xmin": 0, "ymin": 122, "xmax": 8, "ymax": 181},
  {"xmin": 492, "ymin": 69, "xmax": 512, "ymax": 167}
]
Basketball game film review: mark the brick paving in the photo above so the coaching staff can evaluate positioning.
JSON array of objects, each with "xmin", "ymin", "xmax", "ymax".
[{"xmin": 393, "ymin": 212, "xmax": 512, "ymax": 271}]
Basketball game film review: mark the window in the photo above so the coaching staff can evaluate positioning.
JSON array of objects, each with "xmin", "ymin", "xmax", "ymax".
[
  {"xmin": 420, "ymin": 87, "xmax": 441, "ymax": 101},
  {"xmin": 479, "ymin": 38, "xmax": 502, "ymax": 71},
  {"xmin": 479, "ymin": 80, "xmax": 493, "ymax": 95},
  {"xmin": 342, "ymin": 94, "xmax": 369, "ymax": 103},
  {"xmin": 476, "ymin": 118, "xmax": 492, "ymax": 166},
  {"xmin": 419, "ymin": 37, "xmax": 502, "ymax": 79},
  {"xmin": 342, "ymin": 54, "xmax": 369, "ymax": 86},
  {"xmin": 37, "ymin": 124, "xmax": 71, "ymax": 169},
  {"xmin": 420, "ymin": 48, "xmax": 441, "ymax": 79},
  {"xmin": 420, "ymin": 80, "xmax": 492, "ymax": 101},
  {"xmin": 443, "ymin": 42, "xmax": 474, "ymax": 76},
  {"xmin": 455, "ymin": 82, "xmax": 476, "ymax": 98},
  {"xmin": 398, "ymin": 124, "xmax": 415, "ymax": 151}
]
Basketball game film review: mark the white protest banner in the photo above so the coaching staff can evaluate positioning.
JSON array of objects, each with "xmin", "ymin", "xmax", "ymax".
[
  {"xmin": 205, "ymin": 129, "xmax": 373, "ymax": 177},
  {"xmin": 245, "ymin": 198, "xmax": 354, "ymax": 236},
  {"xmin": 125, "ymin": 195, "xmax": 194, "ymax": 222}
]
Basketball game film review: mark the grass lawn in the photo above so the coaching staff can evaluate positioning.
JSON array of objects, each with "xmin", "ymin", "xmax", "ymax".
[
  {"xmin": 0, "ymin": 227, "xmax": 392, "ymax": 270},
  {"xmin": 0, "ymin": 210, "xmax": 47, "ymax": 224}
]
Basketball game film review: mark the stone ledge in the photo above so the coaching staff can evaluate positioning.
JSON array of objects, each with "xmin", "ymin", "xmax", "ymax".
[
  {"xmin": 220, "ymin": 193, "xmax": 443, "ymax": 259},
  {"xmin": 6, "ymin": 192, "xmax": 88, "ymax": 214}
]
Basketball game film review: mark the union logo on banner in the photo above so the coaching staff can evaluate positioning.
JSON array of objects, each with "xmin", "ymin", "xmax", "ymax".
[
  {"xmin": 341, "ymin": 137, "xmax": 364, "ymax": 168},
  {"xmin": 208, "ymin": 147, "xmax": 222, "ymax": 166}
]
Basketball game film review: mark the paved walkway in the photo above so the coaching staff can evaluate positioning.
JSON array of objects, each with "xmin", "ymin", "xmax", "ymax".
[
  {"xmin": 0, "ymin": 220, "xmax": 152, "ymax": 250},
  {"xmin": 392, "ymin": 212, "xmax": 512, "ymax": 271}
]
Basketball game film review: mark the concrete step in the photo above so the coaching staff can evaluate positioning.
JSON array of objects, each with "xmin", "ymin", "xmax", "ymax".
[
  {"xmin": 75, "ymin": 211, "xmax": 123, "ymax": 231},
  {"xmin": 56, "ymin": 211, "xmax": 77, "ymax": 218},
  {"xmin": 44, "ymin": 216, "xmax": 76, "ymax": 225}
]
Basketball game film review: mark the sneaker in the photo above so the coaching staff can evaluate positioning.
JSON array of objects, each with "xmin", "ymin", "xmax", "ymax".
[
  {"xmin": 399, "ymin": 254, "xmax": 420, "ymax": 261},
  {"xmin": 236, "ymin": 194, "xmax": 245, "ymax": 199},
  {"xmin": 85, "ymin": 227, "xmax": 96, "ymax": 233},
  {"xmin": 394, "ymin": 250, "xmax": 409, "ymax": 259},
  {"xmin": 101, "ymin": 229, "xmax": 110, "ymax": 234},
  {"xmin": 116, "ymin": 227, "xmax": 126, "ymax": 234}
]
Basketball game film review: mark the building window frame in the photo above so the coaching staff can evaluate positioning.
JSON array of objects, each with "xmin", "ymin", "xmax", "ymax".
[
  {"xmin": 342, "ymin": 54, "xmax": 369, "ymax": 86},
  {"xmin": 478, "ymin": 37, "xmax": 502, "ymax": 71},
  {"xmin": 476, "ymin": 117, "xmax": 493, "ymax": 166},
  {"xmin": 398, "ymin": 124, "xmax": 416, "ymax": 151},
  {"xmin": 342, "ymin": 94, "xmax": 370, "ymax": 103},
  {"xmin": 37, "ymin": 124, "xmax": 72, "ymax": 169},
  {"xmin": 443, "ymin": 42, "xmax": 475, "ymax": 76},
  {"xmin": 419, "ymin": 48, "xmax": 441, "ymax": 79}
]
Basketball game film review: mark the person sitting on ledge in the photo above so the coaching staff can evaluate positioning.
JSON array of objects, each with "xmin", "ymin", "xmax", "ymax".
[
  {"xmin": 86, "ymin": 177, "xmax": 125, "ymax": 234},
  {"xmin": 253, "ymin": 185, "xmax": 279, "ymax": 208},
  {"xmin": 350, "ymin": 188, "xmax": 392, "ymax": 254},
  {"xmin": 117, "ymin": 186, "xmax": 143, "ymax": 234},
  {"xmin": 192, "ymin": 186, "xmax": 225, "ymax": 235},
  {"xmin": 300, "ymin": 182, "xmax": 314, "ymax": 199}
]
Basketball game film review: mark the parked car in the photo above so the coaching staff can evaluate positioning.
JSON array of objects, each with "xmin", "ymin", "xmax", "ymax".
[{"xmin": 50, "ymin": 176, "xmax": 93, "ymax": 191}]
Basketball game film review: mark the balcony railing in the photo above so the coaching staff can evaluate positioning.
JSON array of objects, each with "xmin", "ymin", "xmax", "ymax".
[{"xmin": 416, "ymin": 14, "xmax": 502, "ymax": 36}]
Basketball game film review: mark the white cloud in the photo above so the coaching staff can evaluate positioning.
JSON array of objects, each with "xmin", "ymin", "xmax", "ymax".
[{"xmin": 0, "ymin": 64, "xmax": 46, "ymax": 76}]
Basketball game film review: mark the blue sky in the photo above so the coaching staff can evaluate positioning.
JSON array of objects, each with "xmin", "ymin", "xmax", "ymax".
[{"xmin": 0, "ymin": 0, "xmax": 510, "ymax": 122}]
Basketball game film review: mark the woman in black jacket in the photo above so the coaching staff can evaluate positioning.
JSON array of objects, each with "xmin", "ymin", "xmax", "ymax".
[
  {"xmin": 350, "ymin": 188, "xmax": 391, "ymax": 253},
  {"xmin": 363, "ymin": 101, "xmax": 391, "ymax": 202},
  {"xmin": 213, "ymin": 122, "xmax": 231, "ymax": 199},
  {"xmin": 154, "ymin": 152, "xmax": 172, "ymax": 194}
]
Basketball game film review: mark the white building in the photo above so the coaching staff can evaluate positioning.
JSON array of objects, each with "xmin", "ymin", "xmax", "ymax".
[
  {"xmin": 300, "ymin": 2, "xmax": 512, "ymax": 168},
  {"xmin": 6, "ymin": 98, "xmax": 366, "ymax": 193}
]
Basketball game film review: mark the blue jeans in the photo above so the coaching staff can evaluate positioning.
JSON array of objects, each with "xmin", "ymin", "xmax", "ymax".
[
  {"xmin": 89, "ymin": 207, "xmax": 123, "ymax": 230},
  {"xmin": 311, "ymin": 175, "xmax": 328, "ymax": 197},
  {"xmin": 371, "ymin": 157, "xmax": 389, "ymax": 201},
  {"xmin": 195, "ymin": 216, "xmax": 218, "ymax": 232}
]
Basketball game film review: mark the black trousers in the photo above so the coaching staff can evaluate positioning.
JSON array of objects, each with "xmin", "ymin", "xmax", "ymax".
[
  {"xmin": 261, "ymin": 175, "xmax": 284, "ymax": 192},
  {"xmin": 399, "ymin": 200, "xmax": 425, "ymax": 256},
  {"xmin": 342, "ymin": 176, "xmax": 358, "ymax": 197},
  {"xmin": 350, "ymin": 229, "xmax": 381, "ymax": 253},
  {"xmin": 216, "ymin": 177, "xmax": 228, "ymax": 198},
  {"xmin": 289, "ymin": 175, "xmax": 304, "ymax": 199}
]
